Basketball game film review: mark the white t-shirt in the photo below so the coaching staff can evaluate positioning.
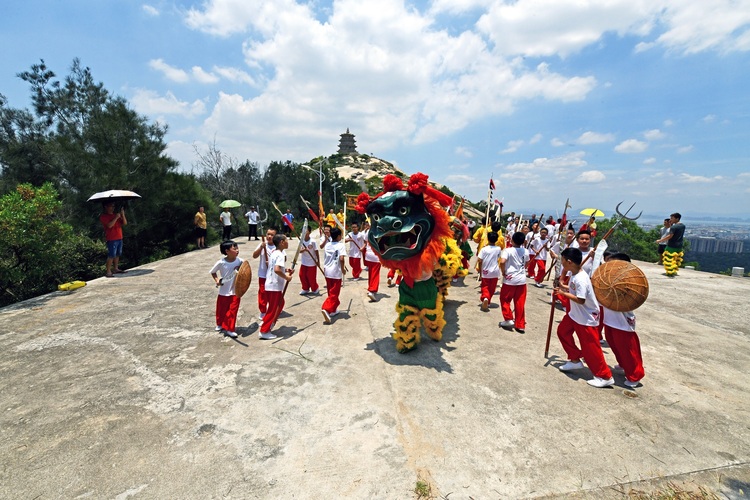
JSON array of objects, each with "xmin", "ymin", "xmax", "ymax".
[
  {"xmin": 361, "ymin": 230, "xmax": 379, "ymax": 262},
  {"xmin": 525, "ymin": 232, "xmax": 538, "ymax": 251},
  {"xmin": 219, "ymin": 211, "xmax": 232, "ymax": 227},
  {"xmin": 265, "ymin": 249, "xmax": 287, "ymax": 292},
  {"xmin": 346, "ymin": 232, "xmax": 366, "ymax": 258},
  {"xmin": 501, "ymin": 247, "xmax": 529, "ymax": 285},
  {"xmin": 530, "ymin": 236, "xmax": 550, "ymax": 261},
  {"xmin": 255, "ymin": 243, "xmax": 276, "ymax": 279},
  {"xmin": 602, "ymin": 307, "xmax": 636, "ymax": 332},
  {"xmin": 545, "ymin": 223, "xmax": 557, "ymax": 238},
  {"xmin": 245, "ymin": 210, "xmax": 259, "ymax": 224},
  {"xmin": 478, "ymin": 245, "xmax": 503, "ymax": 279},
  {"xmin": 567, "ymin": 270, "xmax": 600, "ymax": 327},
  {"xmin": 323, "ymin": 240, "xmax": 345, "ymax": 279},
  {"xmin": 300, "ymin": 238, "xmax": 319, "ymax": 267},
  {"xmin": 210, "ymin": 257, "xmax": 244, "ymax": 296}
]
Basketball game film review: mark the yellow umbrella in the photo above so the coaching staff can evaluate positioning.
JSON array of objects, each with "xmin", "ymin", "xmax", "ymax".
[{"xmin": 580, "ymin": 208, "xmax": 604, "ymax": 217}]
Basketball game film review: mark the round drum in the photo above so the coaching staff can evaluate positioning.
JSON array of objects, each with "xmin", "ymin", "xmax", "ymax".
[
  {"xmin": 591, "ymin": 260, "xmax": 649, "ymax": 312},
  {"xmin": 235, "ymin": 260, "xmax": 252, "ymax": 298}
]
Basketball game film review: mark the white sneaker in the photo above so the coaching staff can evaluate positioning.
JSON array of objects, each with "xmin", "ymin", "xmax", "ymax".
[
  {"xmin": 224, "ymin": 331, "xmax": 238, "ymax": 339},
  {"xmin": 534, "ymin": 282, "xmax": 544, "ymax": 288},
  {"xmin": 367, "ymin": 292, "xmax": 376, "ymax": 302},
  {"xmin": 330, "ymin": 310, "xmax": 340, "ymax": 316},
  {"xmin": 587, "ymin": 376, "xmax": 615, "ymax": 388},
  {"xmin": 481, "ymin": 298, "xmax": 489, "ymax": 311},
  {"xmin": 300, "ymin": 289, "xmax": 309, "ymax": 295},
  {"xmin": 624, "ymin": 379, "xmax": 641, "ymax": 388},
  {"xmin": 214, "ymin": 326, "xmax": 222, "ymax": 332},
  {"xmin": 321, "ymin": 310, "xmax": 331, "ymax": 324},
  {"xmin": 499, "ymin": 319, "xmax": 515, "ymax": 328},
  {"xmin": 259, "ymin": 312, "xmax": 266, "ymax": 320},
  {"xmin": 309, "ymin": 289, "xmax": 321, "ymax": 295},
  {"xmin": 559, "ymin": 360, "xmax": 584, "ymax": 372},
  {"xmin": 259, "ymin": 332, "xmax": 277, "ymax": 340}
]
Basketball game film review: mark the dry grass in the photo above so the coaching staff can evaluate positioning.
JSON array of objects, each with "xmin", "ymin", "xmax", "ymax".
[{"xmin": 627, "ymin": 481, "xmax": 720, "ymax": 500}]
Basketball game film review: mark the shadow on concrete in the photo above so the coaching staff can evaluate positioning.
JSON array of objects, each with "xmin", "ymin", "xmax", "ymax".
[
  {"xmin": 363, "ymin": 300, "xmax": 465, "ymax": 374},
  {"xmin": 111, "ymin": 268, "xmax": 155, "ymax": 278}
]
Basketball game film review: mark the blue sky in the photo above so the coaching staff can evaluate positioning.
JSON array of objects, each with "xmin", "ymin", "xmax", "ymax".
[{"xmin": 2, "ymin": 0, "xmax": 750, "ymax": 218}]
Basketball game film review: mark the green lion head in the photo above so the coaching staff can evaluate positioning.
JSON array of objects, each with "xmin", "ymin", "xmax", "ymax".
[{"xmin": 365, "ymin": 190, "xmax": 434, "ymax": 260}]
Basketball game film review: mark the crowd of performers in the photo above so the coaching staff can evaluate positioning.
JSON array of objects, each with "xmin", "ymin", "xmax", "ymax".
[{"xmin": 210, "ymin": 173, "xmax": 648, "ymax": 390}]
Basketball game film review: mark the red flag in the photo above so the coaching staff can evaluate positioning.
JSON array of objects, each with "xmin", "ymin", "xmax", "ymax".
[
  {"xmin": 489, "ymin": 178, "xmax": 495, "ymax": 190},
  {"xmin": 282, "ymin": 214, "xmax": 295, "ymax": 232}
]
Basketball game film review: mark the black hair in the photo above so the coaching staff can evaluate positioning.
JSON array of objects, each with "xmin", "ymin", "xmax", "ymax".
[
  {"xmin": 330, "ymin": 227, "xmax": 342, "ymax": 241},
  {"xmin": 576, "ymin": 229, "xmax": 592, "ymax": 239},
  {"xmin": 487, "ymin": 231, "xmax": 499, "ymax": 244},
  {"xmin": 671, "ymin": 212, "xmax": 682, "ymax": 220},
  {"xmin": 220, "ymin": 240, "xmax": 237, "ymax": 255},
  {"xmin": 608, "ymin": 252, "xmax": 631, "ymax": 262},
  {"xmin": 268, "ymin": 226, "xmax": 279, "ymax": 232},
  {"xmin": 512, "ymin": 231, "xmax": 525, "ymax": 246},
  {"xmin": 491, "ymin": 221, "xmax": 502, "ymax": 232},
  {"xmin": 272, "ymin": 234, "xmax": 286, "ymax": 247},
  {"xmin": 561, "ymin": 247, "xmax": 582, "ymax": 265}
]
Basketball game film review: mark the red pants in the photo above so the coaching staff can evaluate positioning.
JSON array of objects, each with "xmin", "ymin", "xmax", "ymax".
[
  {"xmin": 365, "ymin": 260, "xmax": 381, "ymax": 293},
  {"xmin": 257, "ymin": 277, "xmax": 268, "ymax": 314},
  {"xmin": 480, "ymin": 277, "xmax": 498, "ymax": 303},
  {"xmin": 557, "ymin": 314, "xmax": 612, "ymax": 379},
  {"xmin": 500, "ymin": 283, "xmax": 526, "ymax": 329},
  {"xmin": 531, "ymin": 259, "xmax": 546, "ymax": 283},
  {"xmin": 299, "ymin": 264, "xmax": 319, "ymax": 292},
  {"xmin": 604, "ymin": 326, "xmax": 644, "ymax": 382},
  {"xmin": 527, "ymin": 255, "xmax": 536, "ymax": 275},
  {"xmin": 261, "ymin": 290, "xmax": 284, "ymax": 333},
  {"xmin": 322, "ymin": 277, "xmax": 342, "ymax": 313},
  {"xmin": 387, "ymin": 268, "xmax": 403, "ymax": 284},
  {"xmin": 216, "ymin": 294, "xmax": 240, "ymax": 332},
  {"xmin": 349, "ymin": 256, "xmax": 363, "ymax": 278}
]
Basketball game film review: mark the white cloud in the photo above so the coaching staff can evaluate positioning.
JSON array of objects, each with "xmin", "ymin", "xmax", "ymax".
[
  {"xmin": 677, "ymin": 145, "xmax": 694, "ymax": 154},
  {"xmin": 213, "ymin": 66, "xmax": 256, "ymax": 86},
  {"xmin": 643, "ymin": 157, "xmax": 657, "ymax": 165},
  {"xmin": 504, "ymin": 151, "xmax": 588, "ymax": 173},
  {"xmin": 191, "ymin": 66, "xmax": 219, "ymax": 84},
  {"xmin": 502, "ymin": 140, "xmax": 524, "ymax": 154},
  {"xmin": 703, "ymin": 114, "xmax": 717, "ymax": 123},
  {"xmin": 614, "ymin": 139, "xmax": 648, "ymax": 153},
  {"xmin": 455, "ymin": 146, "xmax": 473, "ymax": 158},
  {"xmin": 577, "ymin": 131, "xmax": 615, "ymax": 145},
  {"xmin": 131, "ymin": 89, "xmax": 207, "ymax": 118},
  {"xmin": 529, "ymin": 133, "xmax": 542, "ymax": 144},
  {"xmin": 576, "ymin": 170, "xmax": 606, "ymax": 183},
  {"xmin": 142, "ymin": 4, "xmax": 159, "ymax": 17},
  {"xmin": 663, "ymin": 119, "xmax": 675, "ymax": 127},
  {"xmin": 149, "ymin": 59, "xmax": 189, "ymax": 83},
  {"xmin": 680, "ymin": 173, "xmax": 723, "ymax": 183},
  {"xmin": 550, "ymin": 138, "xmax": 565, "ymax": 147},
  {"xmin": 643, "ymin": 129, "xmax": 665, "ymax": 141}
]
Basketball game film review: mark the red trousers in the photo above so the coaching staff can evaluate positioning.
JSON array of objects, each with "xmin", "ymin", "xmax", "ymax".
[
  {"xmin": 531, "ymin": 258, "xmax": 546, "ymax": 283},
  {"xmin": 604, "ymin": 326, "xmax": 644, "ymax": 382},
  {"xmin": 216, "ymin": 294, "xmax": 240, "ymax": 332},
  {"xmin": 299, "ymin": 264, "xmax": 319, "ymax": 292},
  {"xmin": 480, "ymin": 277, "xmax": 498, "ymax": 303},
  {"xmin": 349, "ymin": 256, "xmax": 363, "ymax": 278},
  {"xmin": 261, "ymin": 290, "xmax": 284, "ymax": 333},
  {"xmin": 557, "ymin": 314, "xmax": 612, "ymax": 379},
  {"xmin": 365, "ymin": 260, "xmax": 381, "ymax": 293},
  {"xmin": 322, "ymin": 277, "xmax": 342, "ymax": 313},
  {"xmin": 500, "ymin": 283, "xmax": 526, "ymax": 329},
  {"xmin": 257, "ymin": 277, "xmax": 268, "ymax": 314},
  {"xmin": 527, "ymin": 254, "xmax": 536, "ymax": 275},
  {"xmin": 387, "ymin": 268, "xmax": 403, "ymax": 284}
]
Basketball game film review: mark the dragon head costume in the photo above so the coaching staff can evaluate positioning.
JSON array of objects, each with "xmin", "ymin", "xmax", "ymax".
[{"xmin": 356, "ymin": 173, "xmax": 464, "ymax": 352}]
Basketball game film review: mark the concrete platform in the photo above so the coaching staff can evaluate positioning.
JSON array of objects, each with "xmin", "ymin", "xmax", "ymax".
[{"xmin": 1, "ymin": 240, "xmax": 748, "ymax": 499}]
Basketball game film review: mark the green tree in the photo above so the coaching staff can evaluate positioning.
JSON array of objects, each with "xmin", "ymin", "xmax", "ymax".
[
  {"xmin": 592, "ymin": 217, "xmax": 660, "ymax": 263},
  {"xmin": 0, "ymin": 183, "xmax": 103, "ymax": 306}
]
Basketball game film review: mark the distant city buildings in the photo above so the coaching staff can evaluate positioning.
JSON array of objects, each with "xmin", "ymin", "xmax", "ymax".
[{"xmin": 687, "ymin": 237, "xmax": 744, "ymax": 253}]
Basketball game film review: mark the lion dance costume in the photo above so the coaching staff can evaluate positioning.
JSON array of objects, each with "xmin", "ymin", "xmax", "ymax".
[
  {"xmin": 662, "ymin": 246, "xmax": 683, "ymax": 277},
  {"xmin": 356, "ymin": 173, "xmax": 464, "ymax": 353}
]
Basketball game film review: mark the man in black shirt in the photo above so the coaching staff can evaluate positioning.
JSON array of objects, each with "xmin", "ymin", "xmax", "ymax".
[{"xmin": 656, "ymin": 212, "xmax": 685, "ymax": 276}]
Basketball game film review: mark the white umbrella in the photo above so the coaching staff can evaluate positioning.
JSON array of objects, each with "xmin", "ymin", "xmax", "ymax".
[{"xmin": 87, "ymin": 190, "xmax": 142, "ymax": 202}]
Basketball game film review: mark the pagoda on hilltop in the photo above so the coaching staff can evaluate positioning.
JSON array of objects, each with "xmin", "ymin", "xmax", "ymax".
[{"xmin": 337, "ymin": 128, "xmax": 358, "ymax": 154}]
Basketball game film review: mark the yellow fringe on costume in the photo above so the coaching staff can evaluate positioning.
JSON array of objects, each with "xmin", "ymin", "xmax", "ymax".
[
  {"xmin": 662, "ymin": 249, "xmax": 684, "ymax": 276},
  {"xmin": 394, "ymin": 303, "xmax": 421, "ymax": 353},
  {"xmin": 419, "ymin": 295, "xmax": 446, "ymax": 341},
  {"xmin": 433, "ymin": 238, "xmax": 465, "ymax": 298}
]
